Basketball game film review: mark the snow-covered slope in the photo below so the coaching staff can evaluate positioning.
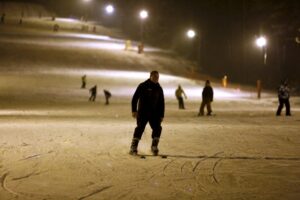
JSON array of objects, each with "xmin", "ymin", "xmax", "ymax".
[{"xmin": 0, "ymin": 17, "xmax": 299, "ymax": 200}]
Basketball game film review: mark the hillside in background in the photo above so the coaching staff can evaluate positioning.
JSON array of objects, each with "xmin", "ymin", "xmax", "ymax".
[
  {"xmin": 0, "ymin": 2, "xmax": 212, "ymax": 85},
  {"xmin": 2, "ymin": 1, "xmax": 300, "ymax": 89},
  {"xmin": 1, "ymin": 1, "xmax": 299, "ymax": 94}
]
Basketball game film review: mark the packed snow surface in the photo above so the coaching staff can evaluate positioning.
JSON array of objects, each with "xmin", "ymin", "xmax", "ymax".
[{"xmin": 0, "ymin": 19, "xmax": 299, "ymax": 200}]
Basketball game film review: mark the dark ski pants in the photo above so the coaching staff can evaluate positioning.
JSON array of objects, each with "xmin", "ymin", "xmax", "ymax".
[
  {"xmin": 105, "ymin": 95, "xmax": 111, "ymax": 105},
  {"xmin": 133, "ymin": 116, "xmax": 162, "ymax": 140},
  {"xmin": 89, "ymin": 94, "xmax": 96, "ymax": 101},
  {"xmin": 199, "ymin": 100, "xmax": 212, "ymax": 115},
  {"xmin": 177, "ymin": 97, "xmax": 185, "ymax": 109},
  {"xmin": 276, "ymin": 98, "xmax": 291, "ymax": 116},
  {"xmin": 105, "ymin": 97, "xmax": 109, "ymax": 105}
]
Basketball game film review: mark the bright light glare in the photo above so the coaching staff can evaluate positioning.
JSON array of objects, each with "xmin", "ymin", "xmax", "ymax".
[
  {"xmin": 55, "ymin": 18, "xmax": 79, "ymax": 23},
  {"xmin": 70, "ymin": 33, "xmax": 110, "ymax": 41},
  {"xmin": 256, "ymin": 36, "xmax": 267, "ymax": 47},
  {"xmin": 0, "ymin": 33, "xmax": 126, "ymax": 51},
  {"xmin": 94, "ymin": 70, "xmax": 179, "ymax": 81},
  {"xmin": 83, "ymin": 0, "xmax": 92, "ymax": 2},
  {"xmin": 85, "ymin": 42, "xmax": 124, "ymax": 50},
  {"xmin": 106, "ymin": 5, "xmax": 114, "ymax": 14},
  {"xmin": 35, "ymin": 68, "xmax": 254, "ymax": 99},
  {"xmin": 139, "ymin": 10, "xmax": 148, "ymax": 19},
  {"xmin": 187, "ymin": 29, "xmax": 196, "ymax": 38}
]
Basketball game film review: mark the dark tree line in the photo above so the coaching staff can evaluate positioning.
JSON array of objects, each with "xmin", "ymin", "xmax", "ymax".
[{"xmin": 115, "ymin": 0, "xmax": 300, "ymax": 88}]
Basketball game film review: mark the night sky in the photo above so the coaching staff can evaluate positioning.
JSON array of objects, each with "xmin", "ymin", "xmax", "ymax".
[{"xmin": 3, "ymin": 0, "xmax": 300, "ymax": 89}]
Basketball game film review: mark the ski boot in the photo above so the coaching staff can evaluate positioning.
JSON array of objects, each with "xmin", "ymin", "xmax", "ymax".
[
  {"xmin": 129, "ymin": 138, "xmax": 139, "ymax": 155},
  {"xmin": 151, "ymin": 137, "xmax": 160, "ymax": 156}
]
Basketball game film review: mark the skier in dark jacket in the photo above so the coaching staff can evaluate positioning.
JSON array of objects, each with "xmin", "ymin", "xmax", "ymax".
[
  {"xmin": 1, "ymin": 13, "xmax": 5, "ymax": 24},
  {"xmin": 276, "ymin": 80, "xmax": 291, "ymax": 116},
  {"xmin": 81, "ymin": 75, "xmax": 86, "ymax": 89},
  {"xmin": 103, "ymin": 89, "xmax": 111, "ymax": 105},
  {"xmin": 89, "ymin": 85, "xmax": 97, "ymax": 101},
  {"xmin": 198, "ymin": 80, "xmax": 214, "ymax": 116},
  {"xmin": 130, "ymin": 71, "xmax": 165, "ymax": 155}
]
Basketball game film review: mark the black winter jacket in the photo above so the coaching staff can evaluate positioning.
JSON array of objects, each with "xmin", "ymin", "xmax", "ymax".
[
  {"xmin": 202, "ymin": 86, "xmax": 213, "ymax": 102},
  {"xmin": 131, "ymin": 79, "xmax": 165, "ymax": 118}
]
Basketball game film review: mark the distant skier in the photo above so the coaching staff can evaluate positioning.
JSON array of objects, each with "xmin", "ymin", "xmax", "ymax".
[
  {"xmin": 129, "ymin": 71, "xmax": 165, "ymax": 156},
  {"xmin": 276, "ymin": 80, "xmax": 291, "ymax": 116},
  {"xmin": 198, "ymin": 80, "xmax": 214, "ymax": 116},
  {"xmin": 89, "ymin": 85, "xmax": 97, "ymax": 101},
  {"xmin": 138, "ymin": 42, "xmax": 144, "ymax": 54},
  {"xmin": 103, "ymin": 89, "xmax": 112, "ymax": 105},
  {"xmin": 81, "ymin": 75, "xmax": 86, "ymax": 89},
  {"xmin": 1, "ymin": 13, "xmax": 5, "ymax": 24},
  {"xmin": 175, "ymin": 85, "xmax": 187, "ymax": 109},
  {"xmin": 53, "ymin": 24, "xmax": 59, "ymax": 32}
]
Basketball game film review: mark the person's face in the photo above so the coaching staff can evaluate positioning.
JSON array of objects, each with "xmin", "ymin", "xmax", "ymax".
[{"xmin": 150, "ymin": 73, "xmax": 159, "ymax": 83}]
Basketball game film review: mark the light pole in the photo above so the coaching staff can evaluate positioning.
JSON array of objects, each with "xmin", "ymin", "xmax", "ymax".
[
  {"xmin": 139, "ymin": 10, "xmax": 148, "ymax": 42},
  {"xmin": 256, "ymin": 36, "xmax": 267, "ymax": 65},
  {"xmin": 255, "ymin": 36, "xmax": 267, "ymax": 99},
  {"xmin": 186, "ymin": 29, "xmax": 198, "ymax": 75},
  {"xmin": 138, "ymin": 9, "xmax": 148, "ymax": 53},
  {"xmin": 82, "ymin": 0, "xmax": 93, "ymax": 22}
]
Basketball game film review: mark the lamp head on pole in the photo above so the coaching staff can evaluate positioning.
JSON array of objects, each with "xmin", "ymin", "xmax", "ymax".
[
  {"xmin": 256, "ymin": 36, "xmax": 267, "ymax": 48},
  {"xmin": 105, "ymin": 5, "xmax": 114, "ymax": 14},
  {"xmin": 186, "ymin": 29, "xmax": 196, "ymax": 39},
  {"xmin": 139, "ymin": 10, "xmax": 148, "ymax": 20}
]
